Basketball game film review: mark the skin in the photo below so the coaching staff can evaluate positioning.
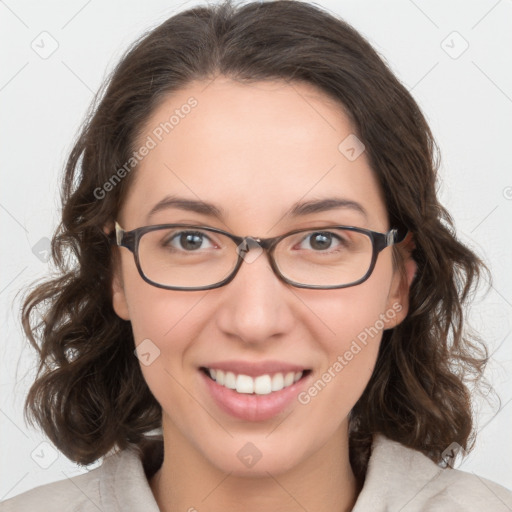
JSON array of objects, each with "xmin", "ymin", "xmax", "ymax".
[{"xmin": 111, "ymin": 76, "xmax": 416, "ymax": 512}]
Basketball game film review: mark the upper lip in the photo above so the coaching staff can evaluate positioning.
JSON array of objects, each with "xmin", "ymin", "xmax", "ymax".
[{"xmin": 200, "ymin": 360, "xmax": 310, "ymax": 377}]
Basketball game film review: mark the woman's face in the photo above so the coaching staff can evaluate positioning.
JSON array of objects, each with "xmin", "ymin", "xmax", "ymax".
[{"xmin": 112, "ymin": 77, "xmax": 412, "ymax": 476}]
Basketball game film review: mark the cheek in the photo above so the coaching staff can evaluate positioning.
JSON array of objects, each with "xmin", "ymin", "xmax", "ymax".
[
  {"xmin": 121, "ymin": 268, "xmax": 208, "ymax": 382},
  {"xmin": 120, "ymin": 249, "xmax": 206, "ymax": 343},
  {"xmin": 126, "ymin": 286, "xmax": 211, "ymax": 424},
  {"xmin": 299, "ymin": 254, "xmax": 395, "ymax": 404},
  {"xmin": 127, "ymin": 289, "xmax": 199, "ymax": 339},
  {"xmin": 309, "ymin": 253, "xmax": 394, "ymax": 350}
]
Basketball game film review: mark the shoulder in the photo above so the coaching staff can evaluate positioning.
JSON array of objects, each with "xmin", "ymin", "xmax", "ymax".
[
  {"xmin": 0, "ymin": 442, "xmax": 160, "ymax": 512},
  {"xmin": 353, "ymin": 433, "xmax": 512, "ymax": 512},
  {"xmin": 0, "ymin": 466, "xmax": 102, "ymax": 512}
]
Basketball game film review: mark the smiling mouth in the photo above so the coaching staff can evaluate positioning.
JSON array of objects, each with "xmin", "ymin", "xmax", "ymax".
[{"xmin": 200, "ymin": 367, "xmax": 312, "ymax": 395}]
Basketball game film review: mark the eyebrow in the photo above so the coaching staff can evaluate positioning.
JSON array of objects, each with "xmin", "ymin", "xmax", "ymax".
[
  {"xmin": 147, "ymin": 196, "xmax": 224, "ymax": 221},
  {"xmin": 146, "ymin": 195, "xmax": 367, "ymax": 222},
  {"xmin": 288, "ymin": 197, "xmax": 367, "ymax": 219}
]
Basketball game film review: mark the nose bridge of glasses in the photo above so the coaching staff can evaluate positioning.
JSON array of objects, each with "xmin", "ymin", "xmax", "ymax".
[
  {"xmin": 235, "ymin": 235, "xmax": 278, "ymax": 258},
  {"xmin": 236, "ymin": 235, "xmax": 265, "ymax": 260}
]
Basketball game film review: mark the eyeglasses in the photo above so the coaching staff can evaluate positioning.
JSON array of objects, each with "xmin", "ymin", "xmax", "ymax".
[{"xmin": 109, "ymin": 222, "xmax": 407, "ymax": 291}]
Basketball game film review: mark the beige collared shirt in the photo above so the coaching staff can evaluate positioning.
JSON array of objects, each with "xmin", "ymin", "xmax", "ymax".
[{"xmin": 1, "ymin": 433, "xmax": 511, "ymax": 511}]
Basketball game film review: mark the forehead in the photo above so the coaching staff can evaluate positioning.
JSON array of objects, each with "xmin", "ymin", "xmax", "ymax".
[{"xmin": 121, "ymin": 77, "xmax": 388, "ymax": 232}]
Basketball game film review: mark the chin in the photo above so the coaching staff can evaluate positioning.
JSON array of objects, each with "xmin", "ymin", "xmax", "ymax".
[{"xmin": 199, "ymin": 435, "xmax": 311, "ymax": 478}]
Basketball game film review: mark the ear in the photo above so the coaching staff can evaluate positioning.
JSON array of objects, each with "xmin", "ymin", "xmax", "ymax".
[
  {"xmin": 105, "ymin": 224, "xmax": 131, "ymax": 321},
  {"xmin": 383, "ymin": 233, "xmax": 417, "ymax": 329},
  {"xmin": 112, "ymin": 264, "xmax": 131, "ymax": 320}
]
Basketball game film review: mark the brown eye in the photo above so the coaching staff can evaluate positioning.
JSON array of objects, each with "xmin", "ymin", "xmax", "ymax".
[
  {"xmin": 163, "ymin": 231, "xmax": 214, "ymax": 251},
  {"xmin": 298, "ymin": 232, "xmax": 346, "ymax": 251}
]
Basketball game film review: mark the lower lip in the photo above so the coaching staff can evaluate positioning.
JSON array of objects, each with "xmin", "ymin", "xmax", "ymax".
[{"xmin": 200, "ymin": 369, "xmax": 311, "ymax": 422}]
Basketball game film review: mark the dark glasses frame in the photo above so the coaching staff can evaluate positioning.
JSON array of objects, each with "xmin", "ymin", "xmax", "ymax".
[{"xmin": 109, "ymin": 221, "xmax": 408, "ymax": 291}]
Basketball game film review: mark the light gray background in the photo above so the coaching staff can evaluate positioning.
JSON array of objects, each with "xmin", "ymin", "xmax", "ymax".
[{"xmin": 1, "ymin": 0, "xmax": 511, "ymax": 500}]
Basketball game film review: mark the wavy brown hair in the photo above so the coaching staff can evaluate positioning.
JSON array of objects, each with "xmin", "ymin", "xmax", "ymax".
[{"xmin": 21, "ymin": 0, "xmax": 494, "ymax": 485}]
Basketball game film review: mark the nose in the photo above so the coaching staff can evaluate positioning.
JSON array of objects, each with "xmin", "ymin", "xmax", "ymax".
[{"xmin": 214, "ymin": 247, "xmax": 296, "ymax": 345}]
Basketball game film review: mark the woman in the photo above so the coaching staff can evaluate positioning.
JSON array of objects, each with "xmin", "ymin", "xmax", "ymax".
[{"xmin": 2, "ymin": 1, "xmax": 511, "ymax": 510}]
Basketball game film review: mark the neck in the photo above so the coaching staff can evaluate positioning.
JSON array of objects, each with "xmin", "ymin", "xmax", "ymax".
[{"xmin": 149, "ymin": 418, "xmax": 360, "ymax": 512}]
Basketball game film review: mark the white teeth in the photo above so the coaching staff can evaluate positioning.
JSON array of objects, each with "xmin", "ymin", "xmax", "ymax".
[
  {"xmin": 254, "ymin": 375, "xmax": 272, "ymax": 395},
  {"xmin": 271, "ymin": 372, "xmax": 284, "ymax": 391},
  {"xmin": 284, "ymin": 372, "xmax": 295, "ymax": 387},
  {"xmin": 207, "ymin": 368, "xmax": 304, "ymax": 394},
  {"xmin": 224, "ymin": 371, "xmax": 236, "ymax": 389},
  {"xmin": 236, "ymin": 374, "xmax": 254, "ymax": 394},
  {"xmin": 215, "ymin": 369, "xmax": 225, "ymax": 385}
]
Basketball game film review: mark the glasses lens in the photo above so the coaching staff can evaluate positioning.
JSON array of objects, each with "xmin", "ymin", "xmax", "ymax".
[
  {"xmin": 273, "ymin": 228, "xmax": 373, "ymax": 287},
  {"xmin": 138, "ymin": 227, "xmax": 238, "ymax": 288}
]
